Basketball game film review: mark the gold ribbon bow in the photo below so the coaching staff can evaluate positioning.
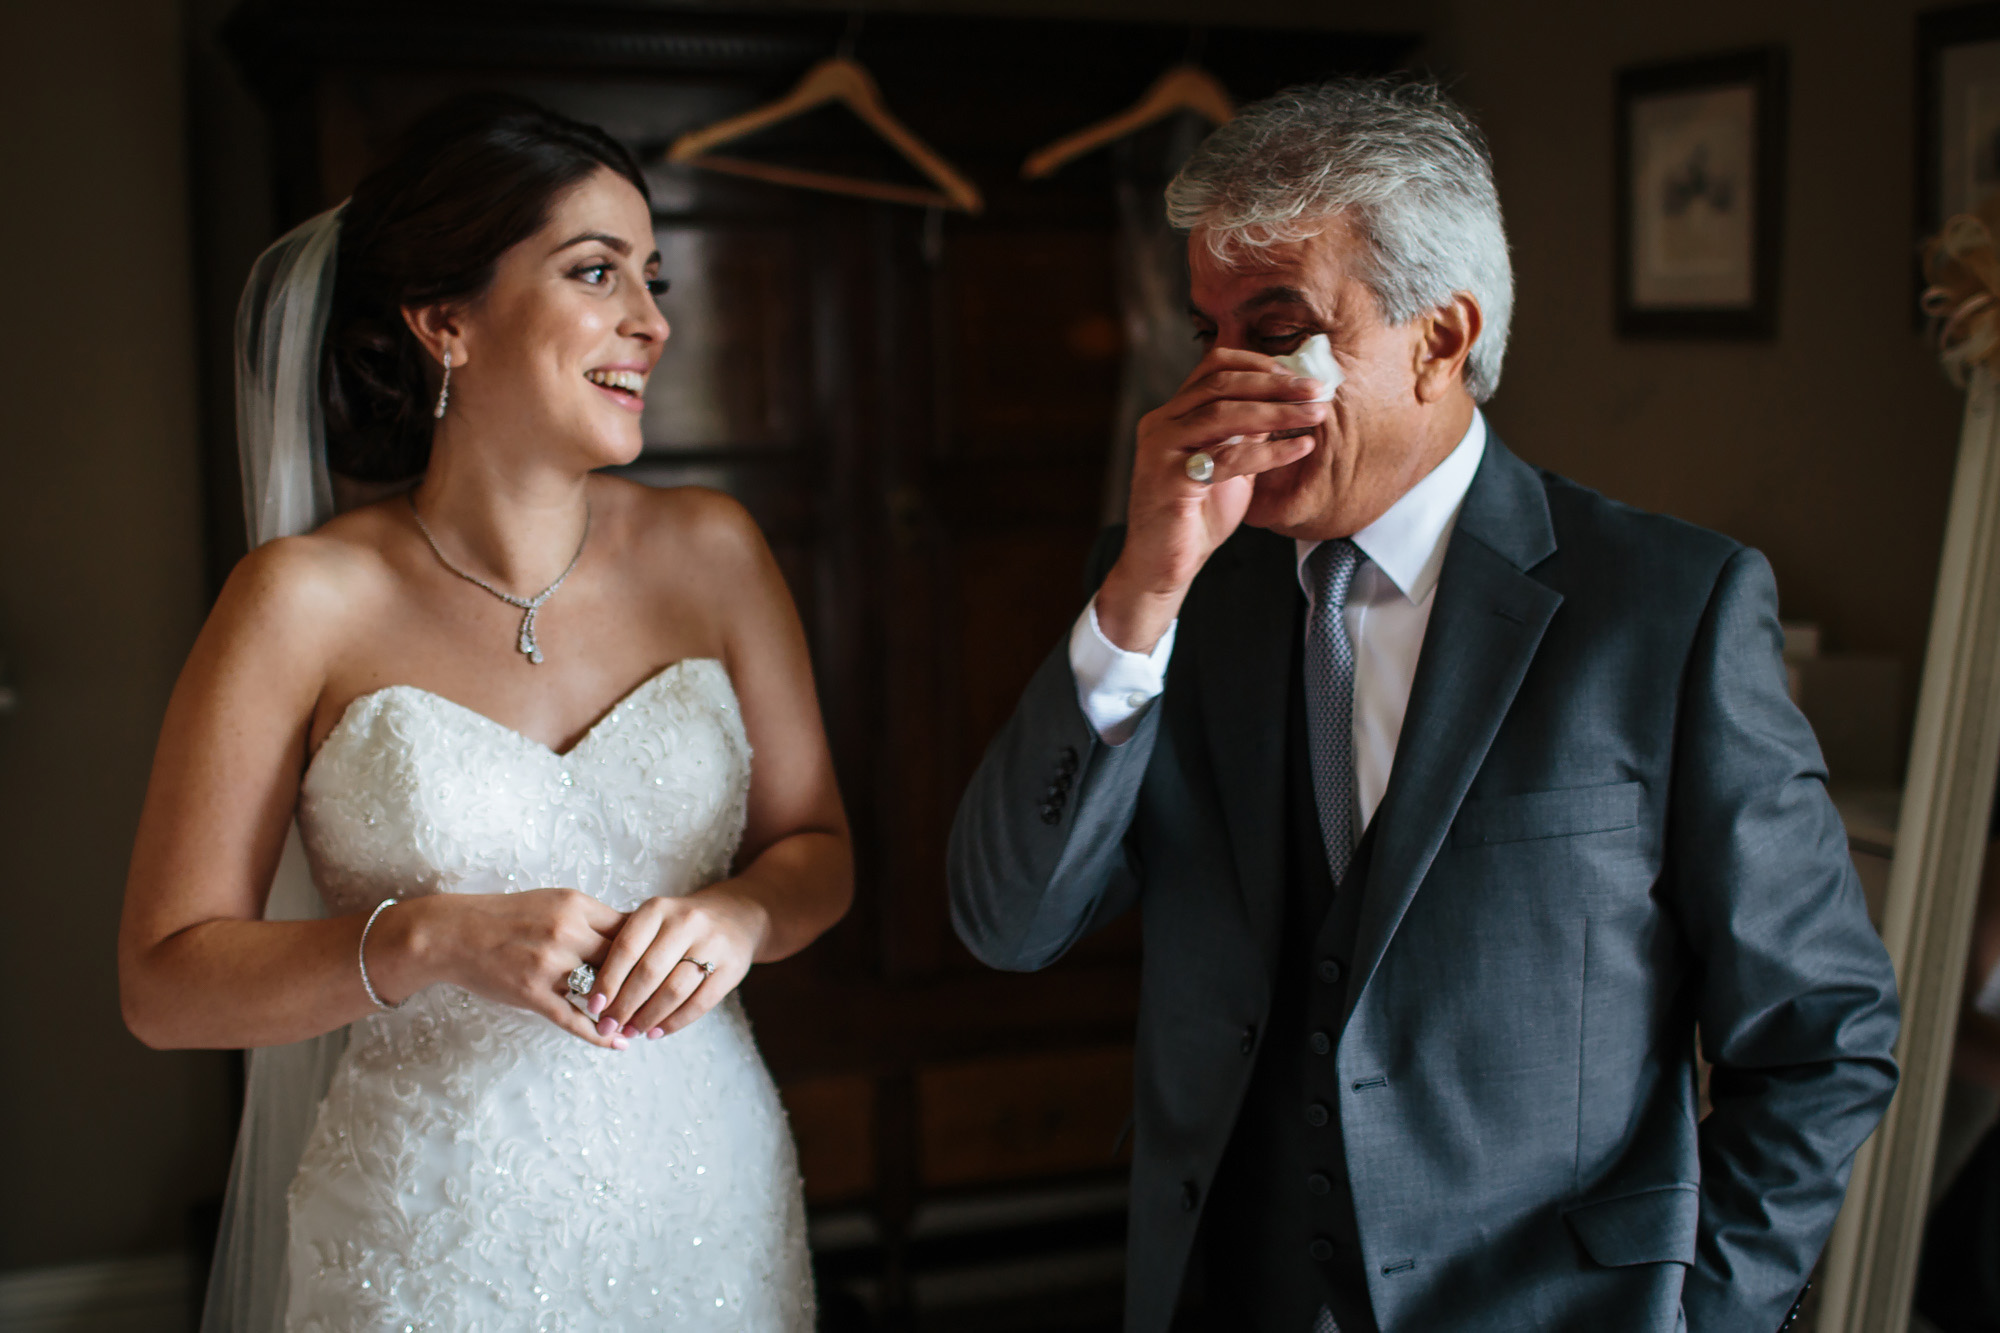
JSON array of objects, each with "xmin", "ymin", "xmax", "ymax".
[{"xmin": 1924, "ymin": 199, "xmax": 2000, "ymax": 385}]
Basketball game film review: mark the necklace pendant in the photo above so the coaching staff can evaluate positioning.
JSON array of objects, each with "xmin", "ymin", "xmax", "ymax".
[
  {"xmin": 407, "ymin": 494, "xmax": 587, "ymax": 668},
  {"xmin": 519, "ymin": 609, "xmax": 543, "ymax": 665}
]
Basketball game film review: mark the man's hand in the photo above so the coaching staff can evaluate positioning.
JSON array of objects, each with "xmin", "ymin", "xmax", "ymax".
[{"xmin": 1097, "ymin": 347, "xmax": 1329, "ymax": 652}]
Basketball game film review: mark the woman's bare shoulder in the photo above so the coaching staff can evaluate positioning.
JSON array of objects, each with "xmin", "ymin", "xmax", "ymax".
[
  {"xmin": 212, "ymin": 509, "xmax": 401, "ymax": 655},
  {"xmin": 602, "ymin": 476, "xmax": 769, "ymax": 573}
]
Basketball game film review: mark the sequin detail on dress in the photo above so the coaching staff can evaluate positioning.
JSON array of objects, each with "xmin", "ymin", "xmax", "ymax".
[{"xmin": 283, "ymin": 659, "xmax": 814, "ymax": 1331}]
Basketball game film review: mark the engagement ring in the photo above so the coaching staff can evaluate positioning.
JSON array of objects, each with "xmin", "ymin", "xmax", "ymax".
[
  {"xmin": 679, "ymin": 957, "xmax": 717, "ymax": 977},
  {"xmin": 566, "ymin": 963, "xmax": 596, "ymax": 996}
]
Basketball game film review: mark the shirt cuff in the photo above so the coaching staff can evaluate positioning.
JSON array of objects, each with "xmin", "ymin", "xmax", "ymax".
[{"xmin": 1068, "ymin": 597, "xmax": 1178, "ymax": 746}]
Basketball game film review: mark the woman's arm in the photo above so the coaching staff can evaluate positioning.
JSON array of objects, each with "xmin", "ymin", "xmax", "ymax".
[
  {"xmin": 118, "ymin": 539, "xmax": 627, "ymax": 1051},
  {"xmin": 589, "ymin": 493, "xmax": 853, "ymax": 1039}
]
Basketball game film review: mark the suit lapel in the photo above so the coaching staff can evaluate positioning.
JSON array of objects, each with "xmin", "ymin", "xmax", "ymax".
[
  {"xmin": 1192, "ymin": 530, "xmax": 1299, "ymax": 967},
  {"xmin": 1347, "ymin": 440, "xmax": 1563, "ymax": 1016}
]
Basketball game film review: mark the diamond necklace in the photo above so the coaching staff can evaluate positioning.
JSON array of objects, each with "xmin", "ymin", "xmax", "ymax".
[{"xmin": 408, "ymin": 493, "xmax": 590, "ymax": 665}]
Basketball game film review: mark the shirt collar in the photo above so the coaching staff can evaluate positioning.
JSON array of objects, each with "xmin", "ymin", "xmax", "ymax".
[{"xmin": 1294, "ymin": 409, "xmax": 1487, "ymax": 606}]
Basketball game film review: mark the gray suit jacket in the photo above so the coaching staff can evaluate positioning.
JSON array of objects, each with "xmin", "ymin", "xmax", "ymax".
[{"xmin": 948, "ymin": 439, "xmax": 1900, "ymax": 1332}]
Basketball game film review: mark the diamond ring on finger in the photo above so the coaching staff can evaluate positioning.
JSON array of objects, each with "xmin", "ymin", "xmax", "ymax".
[{"xmin": 564, "ymin": 963, "xmax": 598, "ymax": 1015}]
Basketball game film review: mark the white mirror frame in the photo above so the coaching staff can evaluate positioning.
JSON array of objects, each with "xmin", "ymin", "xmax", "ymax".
[{"xmin": 1817, "ymin": 367, "xmax": 2000, "ymax": 1331}]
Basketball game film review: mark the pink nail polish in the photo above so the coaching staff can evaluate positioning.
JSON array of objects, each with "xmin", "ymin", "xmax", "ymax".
[
  {"xmin": 612, "ymin": 1036, "xmax": 629, "ymax": 1051},
  {"xmin": 597, "ymin": 1016, "xmax": 617, "ymax": 1037},
  {"xmin": 646, "ymin": 1028, "xmax": 664, "ymax": 1040},
  {"xmin": 621, "ymin": 1024, "xmax": 639, "ymax": 1039},
  {"xmin": 588, "ymin": 993, "xmax": 607, "ymax": 1016}
]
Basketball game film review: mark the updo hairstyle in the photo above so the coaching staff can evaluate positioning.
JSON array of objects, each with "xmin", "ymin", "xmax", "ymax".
[{"xmin": 321, "ymin": 93, "xmax": 651, "ymax": 481}]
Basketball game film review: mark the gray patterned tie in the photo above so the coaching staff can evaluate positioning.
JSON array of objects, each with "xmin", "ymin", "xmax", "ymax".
[
  {"xmin": 1304, "ymin": 539, "xmax": 1361, "ymax": 883},
  {"xmin": 1304, "ymin": 540, "xmax": 1359, "ymax": 1333}
]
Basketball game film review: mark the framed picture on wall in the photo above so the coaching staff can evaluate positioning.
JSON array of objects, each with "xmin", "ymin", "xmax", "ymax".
[
  {"xmin": 1615, "ymin": 48, "xmax": 1787, "ymax": 338},
  {"xmin": 1920, "ymin": 5, "xmax": 2000, "ymax": 241}
]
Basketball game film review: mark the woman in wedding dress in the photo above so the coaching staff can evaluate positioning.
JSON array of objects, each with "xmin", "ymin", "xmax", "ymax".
[{"xmin": 117, "ymin": 95, "xmax": 848, "ymax": 1331}]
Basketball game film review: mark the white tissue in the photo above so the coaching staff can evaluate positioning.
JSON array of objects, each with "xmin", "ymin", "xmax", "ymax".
[{"xmin": 1274, "ymin": 334, "xmax": 1342, "ymax": 401}]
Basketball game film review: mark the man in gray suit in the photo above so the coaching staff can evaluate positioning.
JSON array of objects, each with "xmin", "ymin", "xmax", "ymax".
[{"xmin": 948, "ymin": 79, "xmax": 1899, "ymax": 1332}]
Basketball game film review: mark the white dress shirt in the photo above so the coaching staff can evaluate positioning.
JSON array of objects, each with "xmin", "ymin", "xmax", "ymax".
[{"xmin": 1070, "ymin": 411, "xmax": 1488, "ymax": 830}]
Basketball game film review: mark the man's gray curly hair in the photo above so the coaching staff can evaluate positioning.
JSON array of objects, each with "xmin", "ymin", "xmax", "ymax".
[{"xmin": 1165, "ymin": 78, "xmax": 1513, "ymax": 402}]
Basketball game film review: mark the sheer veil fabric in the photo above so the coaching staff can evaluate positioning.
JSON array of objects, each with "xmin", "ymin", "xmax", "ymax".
[{"xmin": 201, "ymin": 204, "xmax": 345, "ymax": 1333}]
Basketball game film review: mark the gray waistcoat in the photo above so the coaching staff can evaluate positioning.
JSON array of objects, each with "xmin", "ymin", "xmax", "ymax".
[{"xmin": 1189, "ymin": 641, "xmax": 1379, "ymax": 1333}]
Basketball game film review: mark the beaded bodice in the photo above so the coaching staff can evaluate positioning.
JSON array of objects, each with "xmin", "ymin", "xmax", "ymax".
[
  {"xmin": 281, "ymin": 658, "xmax": 813, "ymax": 1331},
  {"xmin": 298, "ymin": 657, "xmax": 749, "ymax": 917}
]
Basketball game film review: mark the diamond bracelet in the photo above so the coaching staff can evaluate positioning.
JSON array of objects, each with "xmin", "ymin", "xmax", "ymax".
[{"xmin": 359, "ymin": 897, "xmax": 403, "ymax": 1011}]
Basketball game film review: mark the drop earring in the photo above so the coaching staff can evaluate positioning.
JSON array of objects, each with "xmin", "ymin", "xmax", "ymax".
[{"xmin": 434, "ymin": 349, "xmax": 452, "ymax": 420}]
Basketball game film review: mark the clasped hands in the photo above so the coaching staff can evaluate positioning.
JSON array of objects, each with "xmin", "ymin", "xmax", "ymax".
[{"xmin": 440, "ymin": 884, "xmax": 764, "ymax": 1051}]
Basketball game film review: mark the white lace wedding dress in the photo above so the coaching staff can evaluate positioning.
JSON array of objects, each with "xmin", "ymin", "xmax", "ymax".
[{"xmin": 280, "ymin": 658, "xmax": 814, "ymax": 1331}]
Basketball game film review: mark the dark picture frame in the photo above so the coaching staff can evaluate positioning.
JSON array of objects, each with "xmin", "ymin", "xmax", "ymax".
[
  {"xmin": 1615, "ymin": 47, "xmax": 1788, "ymax": 338},
  {"xmin": 1919, "ymin": 5, "xmax": 2000, "ymax": 277}
]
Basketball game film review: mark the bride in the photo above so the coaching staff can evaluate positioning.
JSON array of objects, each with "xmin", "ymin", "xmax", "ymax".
[{"xmin": 116, "ymin": 94, "xmax": 849, "ymax": 1330}]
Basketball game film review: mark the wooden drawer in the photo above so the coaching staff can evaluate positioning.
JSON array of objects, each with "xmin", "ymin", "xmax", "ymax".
[
  {"xmin": 918, "ymin": 1046, "xmax": 1134, "ymax": 1189},
  {"xmin": 780, "ymin": 1074, "xmax": 875, "ymax": 1205}
]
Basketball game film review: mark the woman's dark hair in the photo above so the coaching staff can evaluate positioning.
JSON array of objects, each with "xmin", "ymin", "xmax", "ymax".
[{"xmin": 321, "ymin": 93, "xmax": 650, "ymax": 480}]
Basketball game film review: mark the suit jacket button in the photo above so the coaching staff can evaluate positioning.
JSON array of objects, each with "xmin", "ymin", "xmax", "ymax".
[
  {"xmin": 1309, "ymin": 1237, "xmax": 1334, "ymax": 1263},
  {"xmin": 1305, "ymin": 1102, "xmax": 1330, "ymax": 1129},
  {"xmin": 1046, "ymin": 781, "xmax": 1067, "ymax": 800},
  {"xmin": 1057, "ymin": 745, "xmax": 1079, "ymax": 774},
  {"xmin": 1307, "ymin": 1172, "xmax": 1332, "ymax": 1196},
  {"xmin": 1240, "ymin": 1024, "xmax": 1257, "ymax": 1054},
  {"xmin": 1039, "ymin": 804, "xmax": 1061, "ymax": 825},
  {"xmin": 1316, "ymin": 957, "xmax": 1344, "ymax": 985},
  {"xmin": 1309, "ymin": 1030, "xmax": 1332, "ymax": 1056},
  {"xmin": 1181, "ymin": 1181, "xmax": 1199, "ymax": 1211}
]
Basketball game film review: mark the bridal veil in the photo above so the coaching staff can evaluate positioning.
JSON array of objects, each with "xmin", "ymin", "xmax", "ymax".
[{"xmin": 200, "ymin": 204, "xmax": 344, "ymax": 1333}]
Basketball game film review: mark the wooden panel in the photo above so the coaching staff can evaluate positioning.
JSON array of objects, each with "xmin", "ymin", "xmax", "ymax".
[
  {"xmin": 781, "ymin": 1074, "xmax": 876, "ymax": 1204},
  {"xmin": 942, "ymin": 230, "xmax": 1123, "ymax": 459},
  {"xmin": 919, "ymin": 1046, "xmax": 1134, "ymax": 1188},
  {"xmin": 645, "ymin": 224, "xmax": 806, "ymax": 451},
  {"xmin": 952, "ymin": 527, "xmax": 1100, "ymax": 775}
]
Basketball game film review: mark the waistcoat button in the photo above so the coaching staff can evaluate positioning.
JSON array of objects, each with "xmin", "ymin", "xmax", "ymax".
[
  {"xmin": 1307, "ymin": 1172, "xmax": 1332, "ymax": 1196},
  {"xmin": 1309, "ymin": 1030, "xmax": 1332, "ymax": 1056},
  {"xmin": 1305, "ymin": 1102, "xmax": 1330, "ymax": 1129},
  {"xmin": 1316, "ymin": 957, "xmax": 1344, "ymax": 984},
  {"xmin": 1309, "ymin": 1236, "xmax": 1334, "ymax": 1263}
]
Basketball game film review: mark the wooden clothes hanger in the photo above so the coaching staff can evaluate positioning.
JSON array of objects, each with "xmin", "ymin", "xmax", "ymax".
[
  {"xmin": 1021, "ymin": 64, "xmax": 1234, "ymax": 180},
  {"xmin": 666, "ymin": 55, "xmax": 984, "ymax": 214}
]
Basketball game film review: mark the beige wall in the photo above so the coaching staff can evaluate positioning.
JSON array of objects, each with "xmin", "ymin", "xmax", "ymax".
[
  {"xmin": 0, "ymin": 0, "xmax": 231, "ymax": 1270},
  {"xmin": 1435, "ymin": 0, "xmax": 1963, "ymax": 722}
]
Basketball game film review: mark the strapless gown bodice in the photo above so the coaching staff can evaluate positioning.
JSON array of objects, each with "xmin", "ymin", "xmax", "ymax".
[{"xmin": 283, "ymin": 659, "xmax": 813, "ymax": 1331}]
